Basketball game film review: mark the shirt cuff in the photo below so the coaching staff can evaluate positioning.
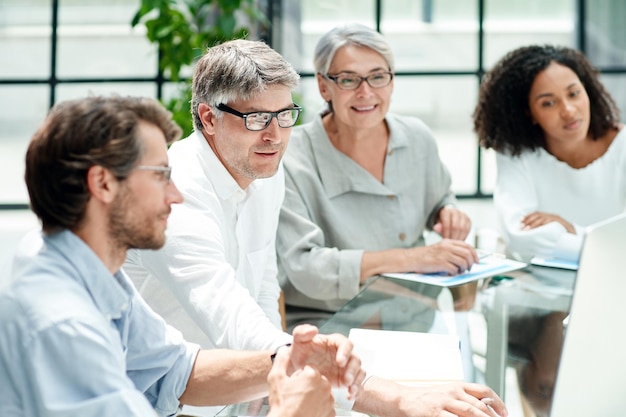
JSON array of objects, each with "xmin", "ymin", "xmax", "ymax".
[
  {"xmin": 271, "ymin": 333, "xmax": 294, "ymax": 351},
  {"xmin": 553, "ymin": 231, "xmax": 584, "ymax": 262},
  {"xmin": 270, "ymin": 343, "xmax": 292, "ymax": 363},
  {"xmin": 332, "ymin": 387, "xmax": 356, "ymax": 411},
  {"xmin": 337, "ymin": 249, "xmax": 364, "ymax": 300}
]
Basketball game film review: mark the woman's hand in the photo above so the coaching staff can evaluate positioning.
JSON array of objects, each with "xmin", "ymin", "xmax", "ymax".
[
  {"xmin": 355, "ymin": 377, "xmax": 509, "ymax": 417},
  {"xmin": 521, "ymin": 211, "xmax": 575, "ymax": 234},
  {"xmin": 406, "ymin": 239, "xmax": 479, "ymax": 276},
  {"xmin": 395, "ymin": 382, "xmax": 508, "ymax": 417},
  {"xmin": 361, "ymin": 239, "xmax": 479, "ymax": 281},
  {"xmin": 433, "ymin": 206, "xmax": 472, "ymax": 240}
]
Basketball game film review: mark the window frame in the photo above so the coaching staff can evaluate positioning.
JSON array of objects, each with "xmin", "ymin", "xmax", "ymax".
[{"xmin": 1, "ymin": 0, "xmax": 625, "ymax": 210}]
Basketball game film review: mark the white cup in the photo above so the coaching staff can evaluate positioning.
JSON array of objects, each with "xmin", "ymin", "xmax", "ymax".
[{"xmin": 475, "ymin": 228, "xmax": 500, "ymax": 253}]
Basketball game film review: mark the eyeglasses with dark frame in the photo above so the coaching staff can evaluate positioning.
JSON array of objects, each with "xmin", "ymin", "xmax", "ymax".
[
  {"xmin": 217, "ymin": 103, "xmax": 303, "ymax": 131},
  {"xmin": 324, "ymin": 71, "xmax": 394, "ymax": 90},
  {"xmin": 135, "ymin": 165, "xmax": 172, "ymax": 184}
]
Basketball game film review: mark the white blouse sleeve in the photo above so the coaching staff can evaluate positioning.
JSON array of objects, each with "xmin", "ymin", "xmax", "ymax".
[{"xmin": 494, "ymin": 152, "xmax": 582, "ymax": 262}]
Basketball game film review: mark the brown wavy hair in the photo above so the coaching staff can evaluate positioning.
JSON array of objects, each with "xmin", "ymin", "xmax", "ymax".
[
  {"xmin": 25, "ymin": 95, "xmax": 181, "ymax": 233},
  {"xmin": 473, "ymin": 45, "xmax": 620, "ymax": 156}
]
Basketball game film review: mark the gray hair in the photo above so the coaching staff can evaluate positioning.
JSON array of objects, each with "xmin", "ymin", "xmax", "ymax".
[
  {"xmin": 313, "ymin": 24, "xmax": 395, "ymax": 75},
  {"xmin": 192, "ymin": 39, "xmax": 300, "ymax": 132}
]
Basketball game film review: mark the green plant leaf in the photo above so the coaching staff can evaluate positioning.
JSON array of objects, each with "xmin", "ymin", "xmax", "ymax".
[
  {"xmin": 218, "ymin": 14, "xmax": 236, "ymax": 36},
  {"xmin": 131, "ymin": 0, "xmax": 267, "ymax": 139}
]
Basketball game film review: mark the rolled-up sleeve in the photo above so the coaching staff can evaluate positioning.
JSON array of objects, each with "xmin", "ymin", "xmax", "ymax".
[{"xmin": 494, "ymin": 152, "xmax": 583, "ymax": 261}]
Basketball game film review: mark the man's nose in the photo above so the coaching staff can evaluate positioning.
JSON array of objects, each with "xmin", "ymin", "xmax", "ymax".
[
  {"xmin": 166, "ymin": 180, "xmax": 184, "ymax": 204},
  {"xmin": 261, "ymin": 117, "xmax": 282, "ymax": 142}
]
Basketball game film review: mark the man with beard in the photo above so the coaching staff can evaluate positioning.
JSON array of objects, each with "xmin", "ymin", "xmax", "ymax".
[
  {"xmin": 0, "ymin": 95, "xmax": 363, "ymax": 417},
  {"xmin": 124, "ymin": 39, "xmax": 298, "ymax": 353},
  {"xmin": 124, "ymin": 39, "xmax": 508, "ymax": 417}
]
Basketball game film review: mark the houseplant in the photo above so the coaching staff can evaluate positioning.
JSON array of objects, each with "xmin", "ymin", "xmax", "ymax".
[{"xmin": 131, "ymin": 0, "xmax": 268, "ymax": 136}]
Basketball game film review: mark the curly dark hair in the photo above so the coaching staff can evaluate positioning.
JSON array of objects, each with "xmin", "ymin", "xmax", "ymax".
[{"xmin": 473, "ymin": 45, "xmax": 620, "ymax": 156}]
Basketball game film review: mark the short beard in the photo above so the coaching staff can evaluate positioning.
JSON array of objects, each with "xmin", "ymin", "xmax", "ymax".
[{"xmin": 108, "ymin": 185, "xmax": 165, "ymax": 251}]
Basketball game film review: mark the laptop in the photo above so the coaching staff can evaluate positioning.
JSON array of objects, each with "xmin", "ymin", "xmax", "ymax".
[{"xmin": 549, "ymin": 212, "xmax": 626, "ymax": 416}]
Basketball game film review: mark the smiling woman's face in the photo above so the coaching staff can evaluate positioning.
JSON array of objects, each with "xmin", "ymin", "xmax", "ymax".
[
  {"xmin": 318, "ymin": 44, "xmax": 393, "ymax": 130},
  {"xmin": 528, "ymin": 62, "xmax": 591, "ymax": 147}
]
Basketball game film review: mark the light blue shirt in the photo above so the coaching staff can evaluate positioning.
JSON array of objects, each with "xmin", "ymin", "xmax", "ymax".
[{"xmin": 0, "ymin": 230, "xmax": 200, "ymax": 417}]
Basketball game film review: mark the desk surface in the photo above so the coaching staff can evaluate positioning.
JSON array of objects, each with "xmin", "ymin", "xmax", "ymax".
[{"xmin": 216, "ymin": 265, "xmax": 577, "ymax": 417}]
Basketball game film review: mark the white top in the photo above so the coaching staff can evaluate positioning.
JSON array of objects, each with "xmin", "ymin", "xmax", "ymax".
[
  {"xmin": 124, "ymin": 131, "xmax": 292, "ymax": 351},
  {"xmin": 494, "ymin": 128, "xmax": 626, "ymax": 262}
]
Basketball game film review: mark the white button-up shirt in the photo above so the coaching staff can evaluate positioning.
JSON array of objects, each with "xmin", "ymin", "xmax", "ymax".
[{"xmin": 125, "ymin": 131, "xmax": 291, "ymax": 350}]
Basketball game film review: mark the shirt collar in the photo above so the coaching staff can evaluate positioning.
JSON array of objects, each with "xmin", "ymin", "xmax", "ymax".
[
  {"xmin": 43, "ymin": 230, "xmax": 132, "ymax": 320},
  {"xmin": 191, "ymin": 130, "xmax": 248, "ymax": 204},
  {"xmin": 310, "ymin": 114, "xmax": 408, "ymax": 198}
]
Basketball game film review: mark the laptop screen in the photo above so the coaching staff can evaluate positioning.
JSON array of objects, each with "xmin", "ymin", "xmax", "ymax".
[{"xmin": 549, "ymin": 212, "xmax": 626, "ymax": 416}]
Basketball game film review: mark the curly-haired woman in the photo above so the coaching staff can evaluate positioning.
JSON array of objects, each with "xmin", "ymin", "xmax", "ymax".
[{"xmin": 474, "ymin": 45, "xmax": 624, "ymax": 262}]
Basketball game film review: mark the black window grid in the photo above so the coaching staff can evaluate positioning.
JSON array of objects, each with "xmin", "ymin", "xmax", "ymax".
[{"xmin": 2, "ymin": 0, "xmax": 625, "ymax": 210}]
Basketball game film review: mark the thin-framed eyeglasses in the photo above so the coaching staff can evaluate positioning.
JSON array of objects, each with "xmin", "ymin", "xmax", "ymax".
[
  {"xmin": 324, "ymin": 71, "xmax": 393, "ymax": 90},
  {"xmin": 136, "ymin": 165, "xmax": 172, "ymax": 184},
  {"xmin": 217, "ymin": 103, "xmax": 303, "ymax": 131}
]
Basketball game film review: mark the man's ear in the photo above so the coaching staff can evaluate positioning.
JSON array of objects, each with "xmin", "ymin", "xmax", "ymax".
[
  {"xmin": 198, "ymin": 103, "xmax": 217, "ymax": 135},
  {"xmin": 86, "ymin": 165, "xmax": 118, "ymax": 204}
]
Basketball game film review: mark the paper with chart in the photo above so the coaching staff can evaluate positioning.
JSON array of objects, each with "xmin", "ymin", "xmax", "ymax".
[
  {"xmin": 530, "ymin": 256, "xmax": 579, "ymax": 270},
  {"xmin": 382, "ymin": 254, "xmax": 527, "ymax": 287}
]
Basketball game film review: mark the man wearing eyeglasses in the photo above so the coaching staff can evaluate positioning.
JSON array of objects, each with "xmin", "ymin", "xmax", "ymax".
[
  {"xmin": 0, "ymin": 95, "xmax": 364, "ymax": 417},
  {"xmin": 124, "ymin": 39, "xmax": 507, "ymax": 417},
  {"xmin": 124, "ymin": 39, "xmax": 302, "ymax": 356},
  {"xmin": 124, "ymin": 39, "xmax": 338, "ymax": 414}
]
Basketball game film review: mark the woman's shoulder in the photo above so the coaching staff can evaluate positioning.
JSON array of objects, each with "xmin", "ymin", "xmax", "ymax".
[
  {"xmin": 495, "ymin": 148, "xmax": 552, "ymax": 174},
  {"xmin": 591, "ymin": 125, "xmax": 626, "ymax": 166},
  {"xmin": 386, "ymin": 113, "xmax": 437, "ymax": 147},
  {"xmin": 291, "ymin": 114, "xmax": 328, "ymax": 142},
  {"xmin": 288, "ymin": 118, "xmax": 318, "ymax": 145},
  {"xmin": 608, "ymin": 125, "xmax": 626, "ymax": 151},
  {"xmin": 284, "ymin": 120, "xmax": 324, "ymax": 169},
  {"xmin": 387, "ymin": 112, "xmax": 432, "ymax": 132}
]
